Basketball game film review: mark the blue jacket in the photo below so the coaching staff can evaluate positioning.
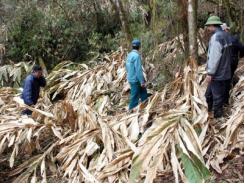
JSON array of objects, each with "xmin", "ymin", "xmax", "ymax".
[
  {"xmin": 21, "ymin": 74, "xmax": 46, "ymax": 105},
  {"xmin": 126, "ymin": 50, "xmax": 145, "ymax": 84},
  {"xmin": 206, "ymin": 28, "xmax": 233, "ymax": 80}
]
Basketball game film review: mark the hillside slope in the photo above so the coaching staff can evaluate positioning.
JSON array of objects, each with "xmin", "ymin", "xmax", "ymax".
[{"xmin": 0, "ymin": 50, "xmax": 243, "ymax": 183}]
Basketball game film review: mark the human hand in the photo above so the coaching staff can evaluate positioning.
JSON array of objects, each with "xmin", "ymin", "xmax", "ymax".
[{"xmin": 206, "ymin": 75, "xmax": 212, "ymax": 83}]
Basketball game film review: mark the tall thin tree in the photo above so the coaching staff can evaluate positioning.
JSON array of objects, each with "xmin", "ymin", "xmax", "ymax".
[
  {"xmin": 179, "ymin": 0, "xmax": 189, "ymax": 58},
  {"xmin": 187, "ymin": 0, "xmax": 198, "ymax": 60},
  {"xmin": 109, "ymin": 0, "xmax": 132, "ymax": 47}
]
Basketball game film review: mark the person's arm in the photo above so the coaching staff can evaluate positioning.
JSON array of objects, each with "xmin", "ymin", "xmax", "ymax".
[
  {"xmin": 38, "ymin": 76, "xmax": 46, "ymax": 87},
  {"xmin": 207, "ymin": 36, "xmax": 223, "ymax": 75},
  {"xmin": 233, "ymin": 36, "xmax": 244, "ymax": 58},
  {"xmin": 134, "ymin": 55, "xmax": 145, "ymax": 85},
  {"xmin": 23, "ymin": 78, "xmax": 34, "ymax": 105}
]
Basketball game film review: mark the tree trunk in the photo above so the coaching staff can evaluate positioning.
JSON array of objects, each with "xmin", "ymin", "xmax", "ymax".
[
  {"xmin": 179, "ymin": 0, "xmax": 189, "ymax": 58},
  {"xmin": 223, "ymin": 0, "xmax": 233, "ymax": 28},
  {"xmin": 150, "ymin": 0, "xmax": 158, "ymax": 46},
  {"xmin": 109, "ymin": 0, "xmax": 120, "ymax": 18},
  {"xmin": 150, "ymin": 0, "xmax": 157, "ymax": 33},
  {"xmin": 117, "ymin": 0, "xmax": 132, "ymax": 46},
  {"xmin": 143, "ymin": 0, "xmax": 152, "ymax": 27},
  {"xmin": 0, "ymin": 44, "xmax": 5, "ymax": 66},
  {"xmin": 187, "ymin": 0, "xmax": 198, "ymax": 60},
  {"xmin": 109, "ymin": 0, "xmax": 132, "ymax": 47},
  {"xmin": 93, "ymin": 0, "xmax": 103, "ymax": 32}
]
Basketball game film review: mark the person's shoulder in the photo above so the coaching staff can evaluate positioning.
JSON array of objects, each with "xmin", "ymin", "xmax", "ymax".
[
  {"xmin": 25, "ymin": 74, "xmax": 34, "ymax": 82},
  {"xmin": 131, "ymin": 50, "xmax": 140, "ymax": 57},
  {"xmin": 213, "ymin": 30, "xmax": 228, "ymax": 42},
  {"xmin": 213, "ymin": 30, "xmax": 223, "ymax": 37},
  {"xmin": 230, "ymin": 34, "xmax": 240, "ymax": 43},
  {"xmin": 128, "ymin": 50, "xmax": 139, "ymax": 57}
]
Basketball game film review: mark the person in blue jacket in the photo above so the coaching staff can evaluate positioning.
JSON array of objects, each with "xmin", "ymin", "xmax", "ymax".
[
  {"xmin": 126, "ymin": 39, "xmax": 148, "ymax": 110},
  {"xmin": 21, "ymin": 65, "xmax": 46, "ymax": 115}
]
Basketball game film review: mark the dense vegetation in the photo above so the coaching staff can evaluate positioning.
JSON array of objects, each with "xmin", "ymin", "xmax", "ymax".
[{"xmin": 1, "ymin": 0, "xmax": 243, "ymax": 70}]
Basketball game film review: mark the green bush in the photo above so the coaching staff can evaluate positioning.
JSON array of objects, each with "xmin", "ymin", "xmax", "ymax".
[{"xmin": 5, "ymin": 2, "xmax": 121, "ymax": 70}]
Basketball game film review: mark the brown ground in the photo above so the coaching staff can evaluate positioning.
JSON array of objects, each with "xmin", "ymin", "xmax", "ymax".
[
  {"xmin": 212, "ymin": 155, "xmax": 244, "ymax": 183},
  {"xmin": 153, "ymin": 154, "xmax": 244, "ymax": 183}
]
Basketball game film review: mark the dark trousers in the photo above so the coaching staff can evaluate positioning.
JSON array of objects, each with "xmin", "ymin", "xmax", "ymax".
[
  {"xmin": 224, "ymin": 79, "xmax": 231, "ymax": 105},
  {"xmin": 224, "ymin": 61, "xmax": 238, "ymax": 105},
  {"xmin": 129, "ymin": 82, "xmax": 148, "ymax": 110},
  {"xmin": 205, "ymin": 80, "xmax": 230, "ymax": 118}
]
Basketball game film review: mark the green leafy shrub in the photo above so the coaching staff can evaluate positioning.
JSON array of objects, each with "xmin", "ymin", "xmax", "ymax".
[{"xmin": 5, "ymin": 1, "xmax": 121, "ymax": 70}]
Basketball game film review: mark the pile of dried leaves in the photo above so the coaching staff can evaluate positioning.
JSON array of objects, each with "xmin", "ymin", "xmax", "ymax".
[
  {"xmin": 0, "ymin": 49, "xmax": 243, "ymax": 183},
  {"xmin": 0, "ymin": 62, "xmax": 33, "ymax": 87}
]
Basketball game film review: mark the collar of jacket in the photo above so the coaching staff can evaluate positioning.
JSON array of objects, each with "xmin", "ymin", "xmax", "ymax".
[
  {"xmin": 31, "ymin": 73, "xmax": 38, "ymax": 79},
  {"xmin": 132, "ymin": 49, "xmax": 140, "ymax": 54},
  {"xmin": 215, "ymin": 27, "xmax": 223, "ymax": 33}
]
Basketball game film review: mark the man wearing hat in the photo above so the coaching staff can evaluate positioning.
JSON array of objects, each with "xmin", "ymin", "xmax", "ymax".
[
  {"xmin": 21, "ymin": 65, "xmax": 46, "ymax": 115},
  {"xmin": 126, "ymin": 39, "xmax": 148, "ymax": 110},
  {"xmin": 204, "ymin": 16, "xmax": 233, "ymax": 118},
  {"xmin": 221, "ymin": 23, "xmax": 244, "ymax": 104}
]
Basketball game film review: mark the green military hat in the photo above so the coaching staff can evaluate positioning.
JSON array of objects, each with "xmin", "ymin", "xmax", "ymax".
[{"xmin": 205, "ymin": 16, "xmax": 222, "ymax": 26}]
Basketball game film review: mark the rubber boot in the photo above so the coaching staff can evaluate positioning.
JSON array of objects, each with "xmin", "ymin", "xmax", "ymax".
[{"xmin": 214, "ymin": 109, "xmax": 223, "ymax": 118}]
